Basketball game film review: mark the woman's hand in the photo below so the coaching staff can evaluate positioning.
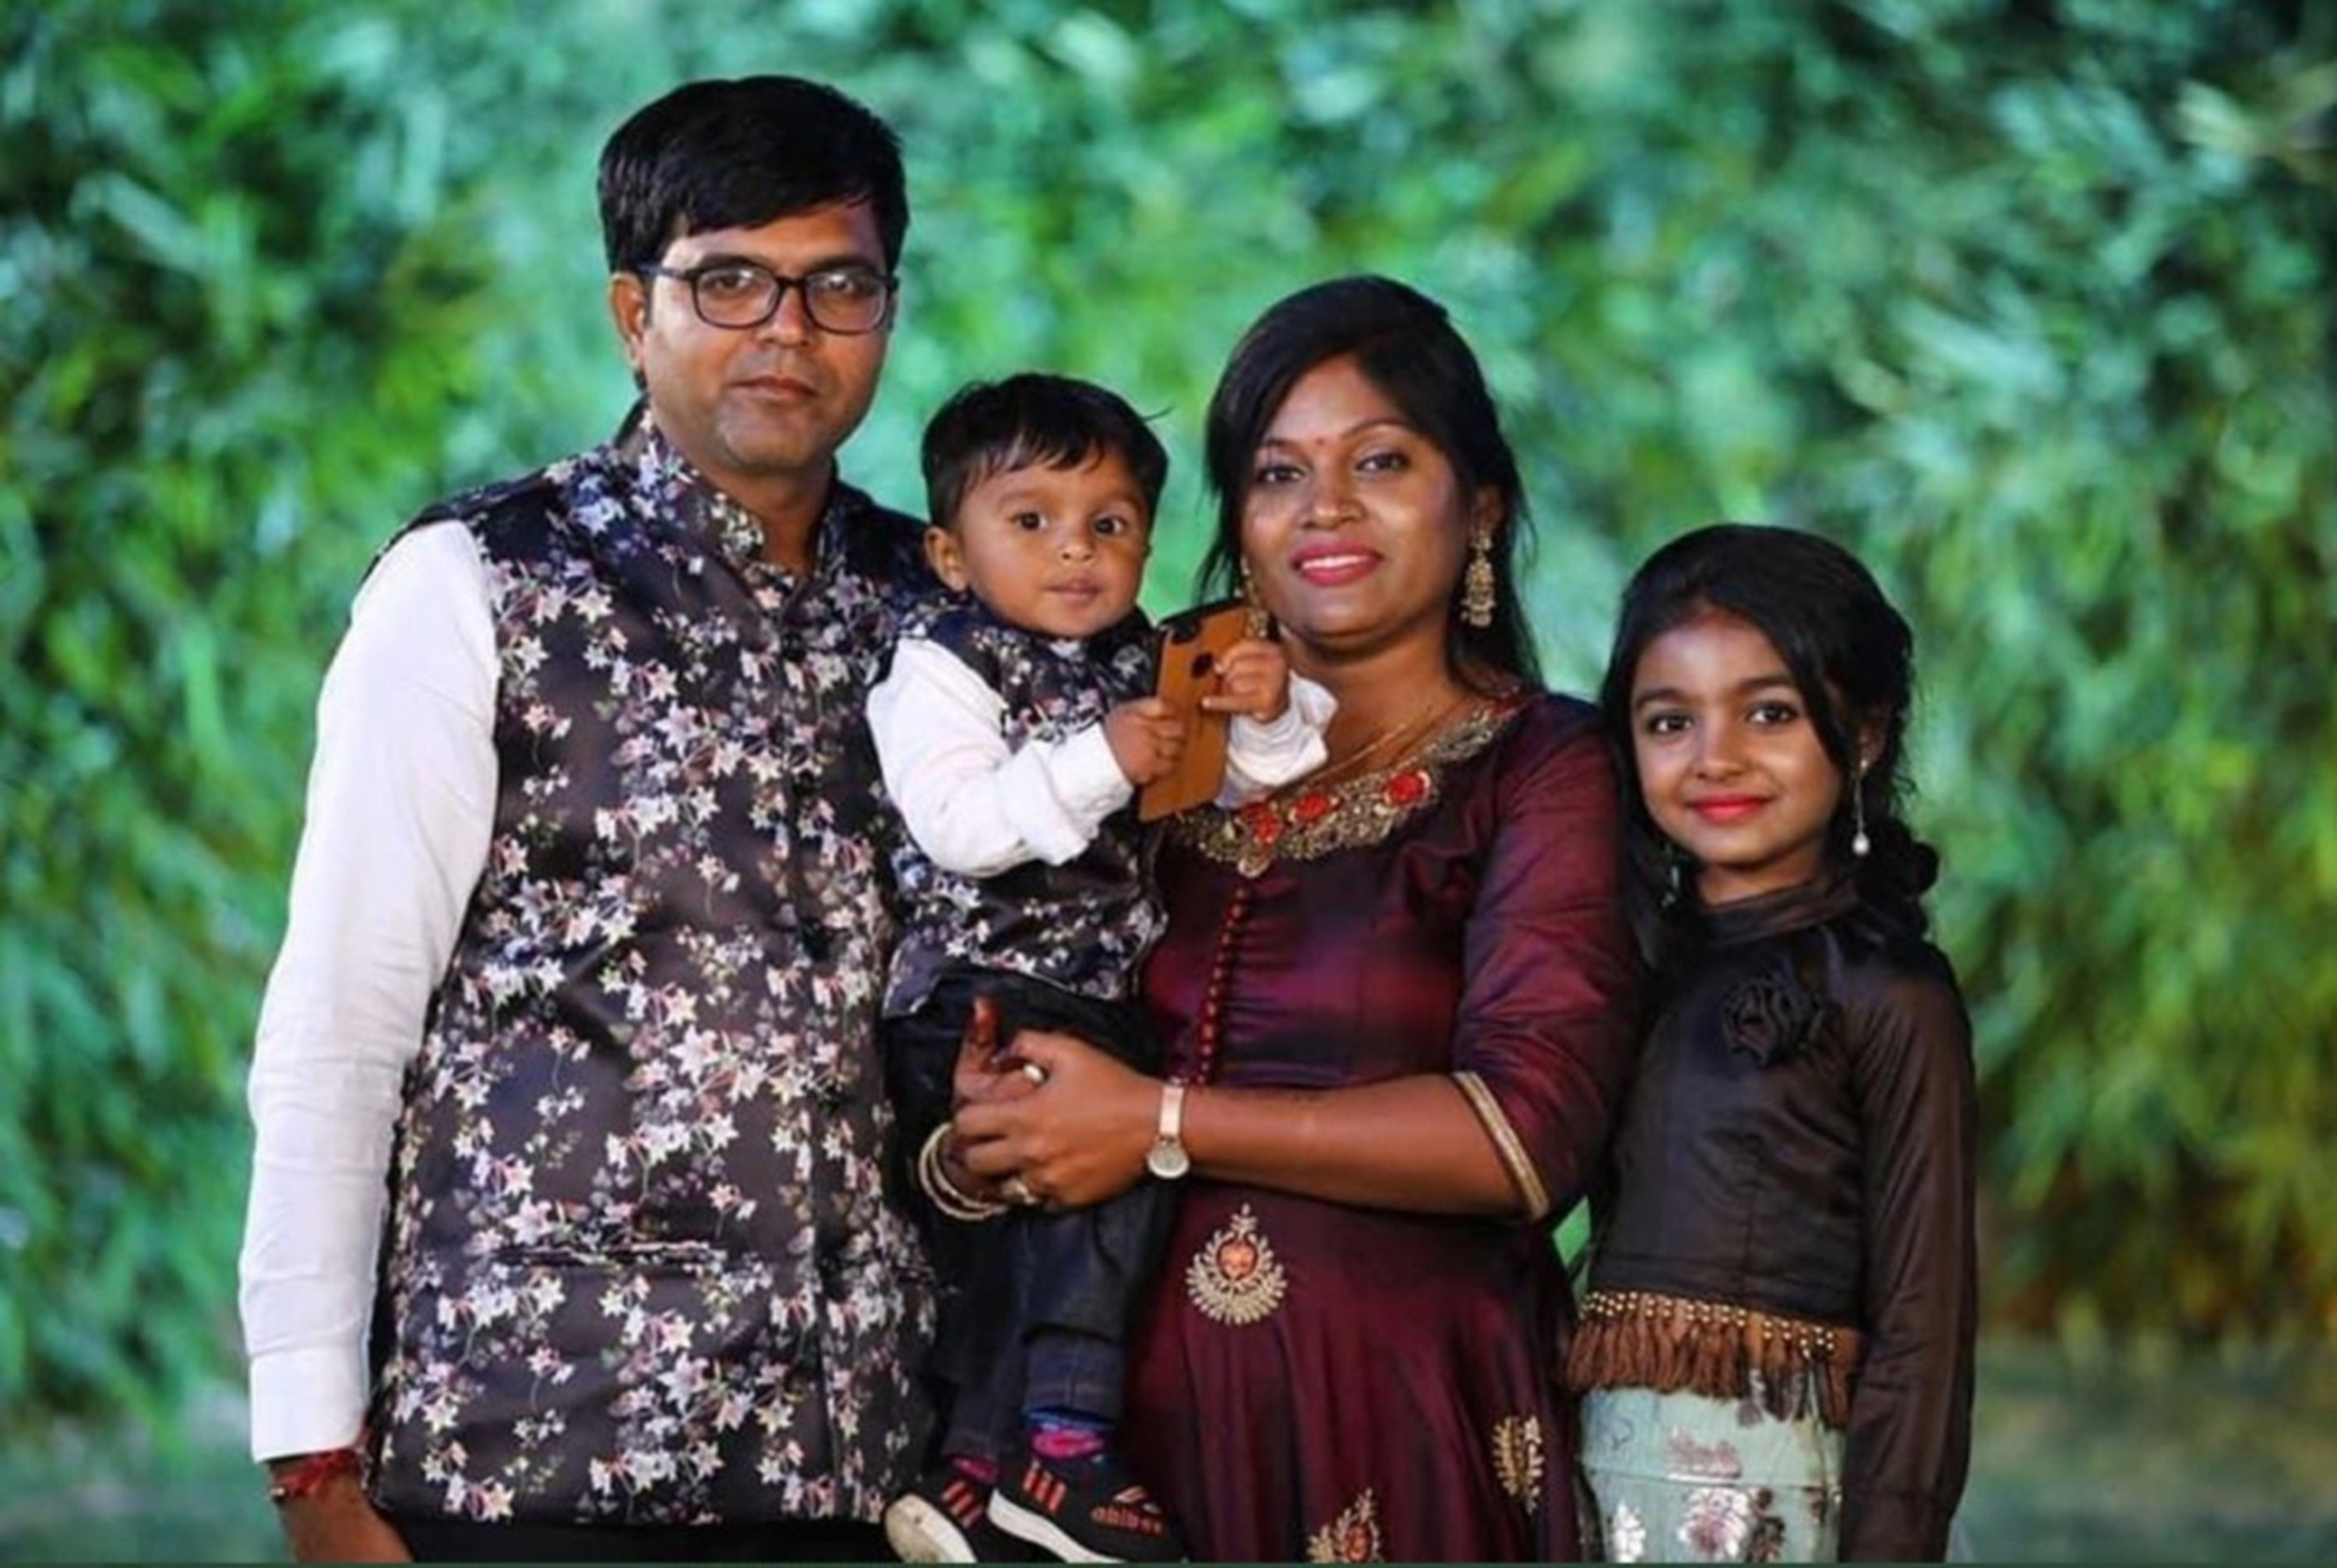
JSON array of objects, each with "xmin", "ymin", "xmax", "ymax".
[
  {"xmin": 933, "ymin": 992, "xmax": 1045, "ymax": 1205},
  {"xmin": 952, "ymin": 1027, "xmax": 1161, "ymax": 1210},
  {"xmin": 950, "ymin": 991, "xmax": 1043, "ymax": 1110}
]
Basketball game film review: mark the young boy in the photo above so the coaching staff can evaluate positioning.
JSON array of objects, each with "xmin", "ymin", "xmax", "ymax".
[{"xmin": 869, "ymin": 374, "xmax": 1330, "ymax": 1563}]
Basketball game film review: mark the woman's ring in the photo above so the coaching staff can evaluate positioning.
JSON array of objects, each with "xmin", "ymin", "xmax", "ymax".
[{"xmin": 1001, "ymin": 1175, "xmax": 1038, "ymax": 1207}]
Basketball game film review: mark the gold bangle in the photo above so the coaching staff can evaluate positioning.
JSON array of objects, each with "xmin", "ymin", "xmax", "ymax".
[{"xmin": 917, "ymin": 1124, "xmax": 1008, "ymax": 1222}]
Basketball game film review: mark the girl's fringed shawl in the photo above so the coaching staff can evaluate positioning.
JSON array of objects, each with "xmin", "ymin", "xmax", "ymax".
[{"xmin": 1562, "ymin": 1288, "xmax": 1864, "ymax": 1428}]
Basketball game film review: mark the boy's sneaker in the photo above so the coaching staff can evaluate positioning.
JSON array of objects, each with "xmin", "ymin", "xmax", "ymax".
[
  {"xmin": 884, "ymin": 1465, "xmax": 1035, "ymax": 1563},
  {"xmin": 987, "ymin": 1444, "xmax": 1186, "ymax": 1563}
]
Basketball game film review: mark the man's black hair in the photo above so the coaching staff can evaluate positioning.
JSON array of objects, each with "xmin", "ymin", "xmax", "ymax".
[{"xmin": 598, "ymin": 76, "xmax": 908, "ymax": 273}]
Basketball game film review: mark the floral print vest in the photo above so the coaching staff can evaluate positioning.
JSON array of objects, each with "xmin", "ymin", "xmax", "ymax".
[
  {"xmin": 365, "ymin": 424, "xmax": 937, "ymax": 1527},
  {"xmin": 882, "ymin": 597, "xmax": 1165, "ymax": 1017}
]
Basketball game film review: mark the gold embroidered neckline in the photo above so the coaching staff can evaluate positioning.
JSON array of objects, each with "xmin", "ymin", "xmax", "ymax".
[{"xmin": 1176, "ymin": 693, "xmax": 1525, "ymax": 877}]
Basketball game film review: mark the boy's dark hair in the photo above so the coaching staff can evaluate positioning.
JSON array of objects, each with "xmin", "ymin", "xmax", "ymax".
[
  {"xmin": 597, "ymin": 76, "xmax": 908, "ymax": 274},
  {"xmin": 1598, "ymin": 523, "xmax": 1940, "ymax": 962},
  {"xmin": 921, "ymin": 374, "xmax": 1170, "ymax": 530},
  {"xmin": 1197, "ymin": 273, "xmax": 1540, "ymax": 689}
]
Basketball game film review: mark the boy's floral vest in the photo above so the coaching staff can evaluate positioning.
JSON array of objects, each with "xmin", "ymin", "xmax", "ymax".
[
  {"xmin": 365, "ymin": 423, "xmax": 936, "ymax": 1527},
  {"xmin": 881, "ymin": 597, "xmax": 1165, "ymax": 1018}
]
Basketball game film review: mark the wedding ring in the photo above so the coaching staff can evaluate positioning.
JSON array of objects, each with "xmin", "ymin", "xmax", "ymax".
[
  {"xmin": 1001, "ymin": 1175, "xmax": 1039, "ymax": 1207},
  {"xmin": 1019, "ymin": 1061, "xmax": 1048, "ymax": 1086}
]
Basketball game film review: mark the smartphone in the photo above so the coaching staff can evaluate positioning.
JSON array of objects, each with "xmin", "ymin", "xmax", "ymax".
[{"xmin": 1137, "ymin": 598, "xmax": 1259, "ymax": 822}]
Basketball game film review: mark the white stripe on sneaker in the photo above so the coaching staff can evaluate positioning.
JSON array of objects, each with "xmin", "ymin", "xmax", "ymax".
[{"xmin": 988, "ymin": 1490, "xmax": 1120, "ymax": 1563}]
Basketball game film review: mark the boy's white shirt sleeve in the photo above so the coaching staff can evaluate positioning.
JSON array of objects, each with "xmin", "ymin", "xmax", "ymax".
[
  {"xmin": 238, "ymin": 521, "xmax": 498, "ymax": 1462},
  {"xmin": 1219, "ymin": 672, "xmax": 1337, "ymax": 805},
  {"xmin": 867, "ymin": 636, "xmax": 1133, "ymax": 876}
]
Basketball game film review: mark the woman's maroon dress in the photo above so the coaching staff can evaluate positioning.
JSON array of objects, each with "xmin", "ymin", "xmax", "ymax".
[{"xmin": 1128, "ymin": 693, "xmax": 1640, "ymax": 1561}]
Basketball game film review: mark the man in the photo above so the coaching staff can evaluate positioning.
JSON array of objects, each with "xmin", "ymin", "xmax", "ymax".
[{"xmin": 238, "ymin": 76, "xmax": 935, "ymax": 1562}]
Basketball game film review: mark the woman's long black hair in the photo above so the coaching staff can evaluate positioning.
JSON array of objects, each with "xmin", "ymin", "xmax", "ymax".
[
  {"xmin": 1598, "ymin": 523, "xmax": 1940, "ymax": 964},
  {"xmin": 1196, "ymin": 274, "xmax": 1542, "ymax": 689}
]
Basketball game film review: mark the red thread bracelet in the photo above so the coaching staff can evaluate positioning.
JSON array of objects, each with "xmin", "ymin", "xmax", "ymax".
[{"xmin": 266, "ymin": 1446, "xmax": 361, "ymax": 1505}]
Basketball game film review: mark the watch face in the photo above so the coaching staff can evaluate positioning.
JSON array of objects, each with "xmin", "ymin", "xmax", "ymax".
[{"xmin": 1146, "ymin": 1139, "xmax": 1192, "ymax": 1180}]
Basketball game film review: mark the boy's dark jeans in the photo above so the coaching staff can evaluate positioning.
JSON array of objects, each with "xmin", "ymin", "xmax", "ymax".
[{"xmin": 883, "ymin": 971, "xmax": 1176, "ymax": 1465}]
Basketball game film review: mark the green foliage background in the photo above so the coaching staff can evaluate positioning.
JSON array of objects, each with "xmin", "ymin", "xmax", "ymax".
[{"xmin": 4, "ymin": 0, "xmax": 2332, "ymax": 1431}]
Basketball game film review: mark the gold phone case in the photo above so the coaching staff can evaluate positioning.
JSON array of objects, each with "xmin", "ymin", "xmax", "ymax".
[{"xmin": 1137, "ymin": 599, "xmax": 1258, "ymax": 823}]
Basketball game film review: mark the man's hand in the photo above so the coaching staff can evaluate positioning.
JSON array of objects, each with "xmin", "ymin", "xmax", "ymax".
[
  {"xmin": 1104, "ymin": 696, "xmax": 1188, "ymax": 785},
  {"xmin": 1201, "ymin": 638, "xmax": 1292, "ymax": 723},
  {"xmin": 270, "ymin": 1468, "xmax": 410, "ymax": 1563}
]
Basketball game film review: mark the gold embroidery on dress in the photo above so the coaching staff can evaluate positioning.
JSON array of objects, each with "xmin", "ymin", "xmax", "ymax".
[
  {"xmin": 1175, "ymin": 697, "xmax": 1523, "ymax": 878},
  {"xmin": 1305, "ymin": 1489, "xmax": 1386, "ymax": 1563},
  {"xmin": 1490, "ymin": 1414, "xmax": 1546, "ymax": 1512},
  {"xmin": 1452, "ymin": 1070, "xmax": 1550, "ymax": 1221},
  {"xmin": 1185, "ymin": 1203, "xmax": 1288, "ymax": 1326}
]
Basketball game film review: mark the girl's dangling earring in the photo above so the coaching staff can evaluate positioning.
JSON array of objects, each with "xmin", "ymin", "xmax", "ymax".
[
  {"xmin": 1851, "ymin": 762, "xmax": 1872, "ymax": 858},
  {"xmin": 1661, "ymin": 844, "xmax": 1687, "ymax": 910},
  {"xmin": 1460, "ymin": 528, "xmax": 1496, "ymax": 629}
]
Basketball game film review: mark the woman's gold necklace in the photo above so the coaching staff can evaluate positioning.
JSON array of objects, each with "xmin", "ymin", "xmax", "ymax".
[{"xmin": 1315, "ymin": 690, "xmax": 1470, "ymax": 786}]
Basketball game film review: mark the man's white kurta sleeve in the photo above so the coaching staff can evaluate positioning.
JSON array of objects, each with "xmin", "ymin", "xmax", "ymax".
[
  {"xmin": 238, "ymin": 521, "xmax": 498, "ymax": 1461},
  {"xmin": 866, "ymin": 636, "xmax": 1132, "ymax": 877}
]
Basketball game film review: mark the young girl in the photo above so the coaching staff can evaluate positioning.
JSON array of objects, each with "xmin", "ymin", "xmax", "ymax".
[{"xmin": 1567, "ymin": 524, "xmax": 1976, "ymax": 1563}]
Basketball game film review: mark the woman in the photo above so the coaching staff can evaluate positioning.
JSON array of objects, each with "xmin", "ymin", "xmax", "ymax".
[{"xmin": 943, "ymin": 275, "xmax": 1641, "ymax": 1560}]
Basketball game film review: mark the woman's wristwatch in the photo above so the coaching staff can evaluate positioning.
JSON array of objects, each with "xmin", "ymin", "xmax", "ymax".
[{"xmin": 1146, "ymin": 1081, "xmax": 1191, "ymax": 1179}]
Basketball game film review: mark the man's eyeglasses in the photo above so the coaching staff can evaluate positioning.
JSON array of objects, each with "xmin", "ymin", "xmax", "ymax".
[{"xmin": 636, "ymin": 259, "xmax": 897, "ymax": 335}]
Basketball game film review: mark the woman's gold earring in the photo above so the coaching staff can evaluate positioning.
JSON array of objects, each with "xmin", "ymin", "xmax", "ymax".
[
  {"xmin": 1239, "ymin": 558, "xmax": 1269, "ymax": 636},
  {"xmin": 1460, "ymin": 530, "xmax": 1496, "ymax": 629}
]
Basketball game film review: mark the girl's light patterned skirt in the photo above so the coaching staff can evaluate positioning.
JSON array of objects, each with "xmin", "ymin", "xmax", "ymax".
[{"xmin": 1578, "ymin": 1384, "xmax": 1845, "ymax": 1563}]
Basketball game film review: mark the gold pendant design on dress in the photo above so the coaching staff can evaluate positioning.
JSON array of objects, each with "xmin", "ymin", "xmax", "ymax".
[
  {"xmin": 1185, "ymin": 1203, "xmax": 1288, "ymax": 1326},
  {"xmin": 1491, "ymin": 1413, "xmax": 1546, "ymax": 1512},
  {"xmin": 1306, "ymin": 1488, "xmax": 1386, "ymax": 1563}
]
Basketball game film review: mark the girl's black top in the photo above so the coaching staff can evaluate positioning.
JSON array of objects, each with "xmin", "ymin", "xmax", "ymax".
[{"xmin": 1588, "ymin": 873, "xmax": 1977, "ymax": 1560}]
